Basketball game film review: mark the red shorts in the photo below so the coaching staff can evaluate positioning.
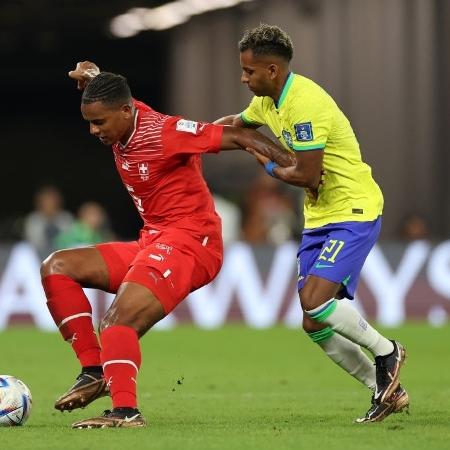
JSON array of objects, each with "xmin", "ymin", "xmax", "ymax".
[{"xmin": 96, "ymin": 227, "xmax": 223, "ymax": 314}]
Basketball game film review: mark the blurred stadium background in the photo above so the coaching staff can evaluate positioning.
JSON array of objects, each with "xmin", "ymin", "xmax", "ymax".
[
  {"xmin": 2, "ymin": 2, "xmax": 450, "ymax": 447},
  {"xmin": 1, "ymin": 0, "xmax": 450, "ymax": 328}
]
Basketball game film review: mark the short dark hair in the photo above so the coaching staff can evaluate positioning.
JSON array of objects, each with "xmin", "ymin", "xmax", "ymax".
[
  {"xmin": 239, "ymin": 24, "xmax": 293, "ymax": 62},
  {"xmin": 82, "ymin": 72, "xmax": 132, "ymax": 107}
]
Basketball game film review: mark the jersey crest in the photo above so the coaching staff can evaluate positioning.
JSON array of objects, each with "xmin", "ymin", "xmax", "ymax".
[
  {"xmin": 138, "ymin": 162, "xmax": 149, "ymax": 181},
  {"xmin": 294, "ymin": 122, "xmax": 313, "ymax": 141}
]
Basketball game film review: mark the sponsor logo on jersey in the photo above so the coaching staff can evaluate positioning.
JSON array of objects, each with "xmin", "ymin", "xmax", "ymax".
[
  {"xmin": 176, "ymin": 119, "xmax": 198, "ymax": 134},
  {"xmin": 294, "ymin": 122, "xmax": 314, "ymax": 141},
  {"xmin": 282, "ymin": 130, "xmax": 293, "ymax": 149}
]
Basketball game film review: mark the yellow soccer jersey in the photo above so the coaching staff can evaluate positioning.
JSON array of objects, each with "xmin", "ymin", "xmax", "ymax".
[{"xmin": 241, "ymin": 73, "xmax": 384, "ymax": 229}]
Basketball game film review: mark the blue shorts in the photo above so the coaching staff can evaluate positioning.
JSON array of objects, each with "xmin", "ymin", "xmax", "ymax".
[{"xmin": 296, "ymin": 217, "xmax": 382, "ymax": 299}]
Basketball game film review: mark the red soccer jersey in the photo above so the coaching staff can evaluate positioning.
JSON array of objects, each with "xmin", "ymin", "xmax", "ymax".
[{"xmin": 112, "ymin": 100, "xmax": 224, "ymax": 235}]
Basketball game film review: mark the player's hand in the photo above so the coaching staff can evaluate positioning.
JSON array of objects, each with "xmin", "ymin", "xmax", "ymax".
[
  {"xmin": 245, "ymin": 147, "xmax": 270, "ymax": 166},
  {"xmin": 68, "ymin": 61, "xmax": 100, "ymax": 90}
]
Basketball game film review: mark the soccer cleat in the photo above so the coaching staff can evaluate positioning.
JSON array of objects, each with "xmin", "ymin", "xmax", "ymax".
[
  {"xmin": 373, "ymin": 340, "xmax": 406, "ymax": 403},
  {"xmin": 392, "ymin": 385, "xmax": 410, "ymax": 414},
  {"xmin": 72, "ymin": 408, "xmax": 147, "ymax": 429},
  {"xmin": 55, "ymin": 372, "xmax": 109, "ymax": 412},
  {"xmin": 355, "ymin": 384, "xmax": 409, "ymax": 424}
]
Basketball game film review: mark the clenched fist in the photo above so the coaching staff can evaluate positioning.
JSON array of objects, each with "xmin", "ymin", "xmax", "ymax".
[{"xmin": 68, "ymin": 61, "xmax": 100, "ymax": 90}]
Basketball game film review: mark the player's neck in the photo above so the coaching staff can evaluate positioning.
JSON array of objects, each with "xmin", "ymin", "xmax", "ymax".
[
  {"xmin": 272, "ymin": 71, "xmax": 291, "ymax": 105},
  {"xmin": 120, "ymin": 108, "xmax": 138, "ymax": 146}
]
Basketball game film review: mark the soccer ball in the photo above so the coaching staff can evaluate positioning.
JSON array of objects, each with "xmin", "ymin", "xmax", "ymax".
[{"xmin": 0, "ymin": 375, "xmax": 32, "ymax": 426}]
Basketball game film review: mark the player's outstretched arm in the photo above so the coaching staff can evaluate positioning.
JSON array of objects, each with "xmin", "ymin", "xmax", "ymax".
[
  {"xmin": 68, "ymin": 61, "xmax": 101, "ymax": 90},
  {"xmin": 221, "ymin": 126, "xmax": 295, "ymax": 168},
  {"xmin": 214, "ymin": 114, "xmax": 260, "ymax": 128},
  {"xmin": 214, "ymin": 114, "xmax": 241, "ymax": 126}
]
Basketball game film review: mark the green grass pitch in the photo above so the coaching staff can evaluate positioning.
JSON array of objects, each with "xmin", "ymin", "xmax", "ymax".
[{"xmin": 1, "ymin": 324, "xmax": 449, "ymax": 450}]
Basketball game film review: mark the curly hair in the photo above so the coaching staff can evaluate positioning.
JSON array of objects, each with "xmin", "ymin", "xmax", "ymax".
[
  {"xmin": 238, "ymin": 24, "xmax": 293, "ymax": 62},
  {"xmin": 82, "ymin": 72, "xmax": 132, "ymax": 107}
]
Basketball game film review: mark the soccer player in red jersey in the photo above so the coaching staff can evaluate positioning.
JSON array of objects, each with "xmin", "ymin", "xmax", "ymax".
[{"xmin": 40, "ymin": 62, "xmax": 294, "ymax": 428}]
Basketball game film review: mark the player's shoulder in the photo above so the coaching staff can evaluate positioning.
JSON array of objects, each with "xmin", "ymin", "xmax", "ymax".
[
  {"xmin": 288, "ymin": 74, "xmax": 334, "ymax": 113},
  {"xmin": 290, "ymin": 74, "xmax": 329, "ymax": 99},
  {"xmin": 133, "ymin": 99, "xmax": 153, "ymax": 112}
]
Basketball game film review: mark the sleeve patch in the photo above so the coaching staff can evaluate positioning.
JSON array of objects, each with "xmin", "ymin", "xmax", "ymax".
[
  {"xmin": 294, "ymin": 122, "xmax": 314, "ymax": 141},
  {"xmin": 176, "ymin": 119, "xmax": 198, "ymax": 134}
]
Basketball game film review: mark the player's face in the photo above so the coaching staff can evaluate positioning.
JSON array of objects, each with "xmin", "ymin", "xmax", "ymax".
[
  {"xmin": 81, "ymin": 101, "xmax": 134, "ymax": 146},
  {"xmin": 240, "ymin": 49, "xmax": 276, "ymax": 97}
]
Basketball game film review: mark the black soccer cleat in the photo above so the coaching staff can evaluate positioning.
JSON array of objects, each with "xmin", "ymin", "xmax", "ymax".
[
  {"xmin": 355, "ymin": 384, "xmax": 409, "ymax": 424},
  {"xmin": 72, "ymin": 408, "xmax": 147, "ymax": 429},
  {"xmin": 373, "ymin": 340, "xmax": 406, "ymax": 403},
  {"xmin": 55, "ymin": 372, "xmax": 109, "ymax": 412},
  {"xmin": 392, "ymin": 385, "xmax": 410, "ymax": 414}
]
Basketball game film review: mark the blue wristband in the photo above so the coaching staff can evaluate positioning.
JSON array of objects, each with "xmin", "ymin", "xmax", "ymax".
[{"xmin": 264, "ymin": 161, "xmax": 279, "ymax": 177}]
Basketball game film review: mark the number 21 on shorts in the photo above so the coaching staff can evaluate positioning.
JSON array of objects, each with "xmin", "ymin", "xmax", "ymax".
[{"xmin": 318, "ymin": 239, "xmax": 345, "ymax": 263}]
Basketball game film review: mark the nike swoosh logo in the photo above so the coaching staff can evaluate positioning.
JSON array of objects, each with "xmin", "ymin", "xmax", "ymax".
[
  {"xmin": 123, "ymin": 414, "xmax": 140, "ymax": 423},
  {"xmin": 374, "ymin": 387, "xmax": 382, "ymax": 399},
  {"xmin": 315, "ymin": 263, "xmax": 334, "ymax": 268}
]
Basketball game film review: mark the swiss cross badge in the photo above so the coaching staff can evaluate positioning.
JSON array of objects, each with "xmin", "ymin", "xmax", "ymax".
[{"xmin": 138, "ymin": 162, "xmax": 149, "ymax": 181}]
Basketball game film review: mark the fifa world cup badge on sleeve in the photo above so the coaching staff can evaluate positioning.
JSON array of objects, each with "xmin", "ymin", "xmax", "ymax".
[
  {"xmin": 176, "ymin": 119, "xmax": 198, "ymax": 134},
  {"xmin": 282, "ymin": 130, "xmax": 293, "ymax": 149},
  {"xmin": 294, "ymin": 122, "xmax": 314, "ymax": 141}
]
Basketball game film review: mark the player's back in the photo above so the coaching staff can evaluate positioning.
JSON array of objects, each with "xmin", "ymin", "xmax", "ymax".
[
  {"xmin": 241, "ymin": 74, "xmax": 384, "ymax": 229},
  {"xmin": 289, "ymin": 76, "xmax": 384, "ymax": 228}
]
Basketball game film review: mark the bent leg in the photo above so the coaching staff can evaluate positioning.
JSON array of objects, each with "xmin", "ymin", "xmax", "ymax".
[
  {"xmin": 300, "ymin": 278, "xmax": 376, "ymax": 389},
  {"xmin": 41, "ymin": 245, "xmax": 138, "ymax": 412},
  {"xmin": 301, "ymin": 275, "xmax": 393, "ymax": 357},
  {"xmin": 99, "ymin": 282, "xmax": 165, "ymax": 410},
  {"xmin": 41, "ymin": 247, "xmax": 110, "ymax": 368}
]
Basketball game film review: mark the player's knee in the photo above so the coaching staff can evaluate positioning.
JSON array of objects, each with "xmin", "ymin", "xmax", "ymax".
[
  {"xmin": 40, "ymin": 250, "xmax": 74, "ymax": 279},
  {"xmin": 99, "ymin": 302, "xmax": 163, "ymax": 337},
  {"xmin": 299, "ymin": 286, "xmax": 323, "ymax": 312},
  {"xmin": 302, "ymin": 314, "xmax": 325, "ymax": 333}
]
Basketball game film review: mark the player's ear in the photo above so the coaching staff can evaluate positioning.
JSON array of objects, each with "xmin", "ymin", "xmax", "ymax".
[
  {"xmin": 121, "ymin": 104, "xmax": 133, "ymax": 119},
  {"xmin": 268, "ymin": 63, "xmax": 279, "ymax": 80}
]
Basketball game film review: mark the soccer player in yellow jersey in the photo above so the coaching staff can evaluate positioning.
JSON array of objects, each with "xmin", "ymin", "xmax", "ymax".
[{"xmin": 216, "ymin": 24, "xmax": 408, "ymax": 423}]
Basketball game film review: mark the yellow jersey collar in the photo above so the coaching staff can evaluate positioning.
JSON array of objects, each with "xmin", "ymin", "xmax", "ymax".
[{"xmin": 275, "ymin": 72, "xmax": 294, "ymax": 109}]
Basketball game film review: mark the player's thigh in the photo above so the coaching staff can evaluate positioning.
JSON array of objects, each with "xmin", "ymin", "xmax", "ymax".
[
  {"xmin": 299, "ymin": 275, "xmax": 341, "ymax": 311},
  {"xmin": 297, "ymin": 229, "xmax": 343, "ymax": 311},
  {"xmin": 96, "ymin": 241, "xmax": 140, "ymax": 293},
  {"xmin": 41, "ymin": 246, "xmax": 110, "ymax": 290},
  {"xmin": 306, "ymin": 219, "xmax": 381, "ymax": 301},
  {"xmin": 296, "ymin": 231, "xmax": 323, "ymax": 293},
  {"xmin": 124, "ymin": 233, "xmax": 222, "ymax": 315},
  {"xmin": 100, "ymin": 281, "xmax": 165, "ymax": 337}
]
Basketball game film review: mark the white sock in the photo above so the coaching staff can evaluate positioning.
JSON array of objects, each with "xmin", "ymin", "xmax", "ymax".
[
  {"xmin": 307, "ymin": 327, "xmax": 375, "ymax": 390},
  {"xmin": 306, "ymin": 299, "xmax": 394, "ymax": 357}
]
